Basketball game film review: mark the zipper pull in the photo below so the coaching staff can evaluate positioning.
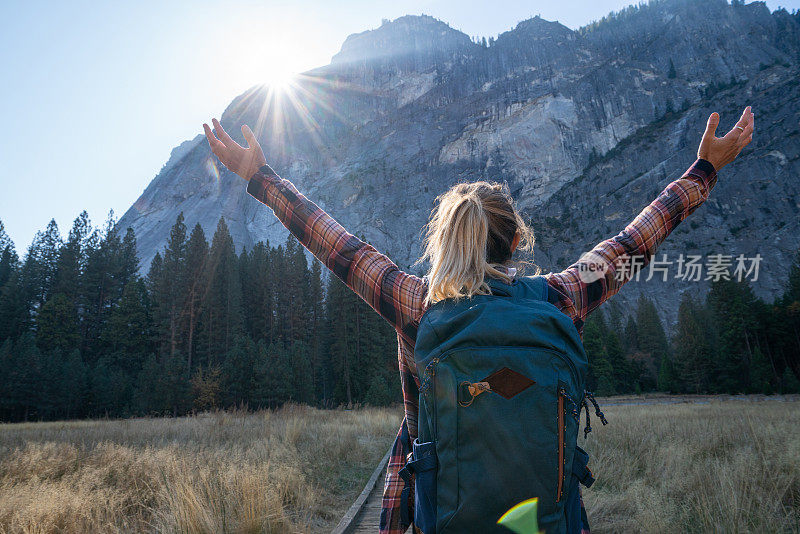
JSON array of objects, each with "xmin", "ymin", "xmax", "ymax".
[
  {"xmin": 582, "ymin": 398, "xmax": 592, "ymax": 439},
  {"xmin": 586, "ymin": 391, "xmax": 608, "ymax": 426},
  {"xmin": 468, "ymin": 381, "xmax": 491, "ymax": 397},
  {"xmin": 458, "ymin": 381, "xmax": 491, "ymax": 407}
]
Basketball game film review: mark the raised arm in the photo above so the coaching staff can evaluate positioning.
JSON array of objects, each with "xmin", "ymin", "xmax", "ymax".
[
  {"xmin": 203, "ymin": 119, "xmax": 427, "ymax": 338},
  {"xmin": 546, "ymin": 107, "xmax": 754, "ymax": 323}
]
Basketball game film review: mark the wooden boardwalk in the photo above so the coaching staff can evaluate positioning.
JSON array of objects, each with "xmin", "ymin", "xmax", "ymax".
[
  {"xmin": 345, "ymin": 472, "xmax": 384, "ymax": 533},
  {"xmin": 331, "ymin": 448, "xmax": 396, "ymax": 534}
]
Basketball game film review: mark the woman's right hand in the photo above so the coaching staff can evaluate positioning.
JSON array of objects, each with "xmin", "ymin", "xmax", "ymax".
[
  {"xmin": 203, "ymin": 118, "xmax": 267, "ymax": 182},
  {"xmin": 697, "ymin": 106, "xmax": 754, "ymax": 172}
]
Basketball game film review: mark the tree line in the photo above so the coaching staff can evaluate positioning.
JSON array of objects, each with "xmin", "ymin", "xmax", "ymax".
[
  {"xmin": 583, "ymin": 257, "xmax": 800, "ymax": 396},
  {"xmin": 0, "ymin": 213, "xmax": 798, "ymax": 423},
  {"xmin": 0, "ymin": 213, "xmax": 398, "ymax": 422}
]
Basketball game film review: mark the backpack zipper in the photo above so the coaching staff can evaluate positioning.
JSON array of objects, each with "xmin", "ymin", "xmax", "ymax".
[
  {"xmin": 420, "ymin": 346, "xmax": 578, "ymax": 442},
  {"xmin": 556, "ymin": 385, "xmax": 566, "ymax": 503},
  {"xmin": 420, "ymin": 345, "xmax": 578, "ymax": 394}
]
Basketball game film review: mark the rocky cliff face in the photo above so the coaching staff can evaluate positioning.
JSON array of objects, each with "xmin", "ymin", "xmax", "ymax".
[{"xmin": 119, "ymin": 0, "xmax": 800, "ymax": 326}]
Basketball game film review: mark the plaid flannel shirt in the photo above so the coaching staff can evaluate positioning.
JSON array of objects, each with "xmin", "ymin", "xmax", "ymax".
[{"xmin": 246, "ymin": 158, "xmax": 718, "ymax": 533}]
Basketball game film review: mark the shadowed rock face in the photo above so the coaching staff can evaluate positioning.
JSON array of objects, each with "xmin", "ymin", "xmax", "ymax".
[{"xmin": 118, "ymin": 0, "xmax": 800, "ymax": 325}]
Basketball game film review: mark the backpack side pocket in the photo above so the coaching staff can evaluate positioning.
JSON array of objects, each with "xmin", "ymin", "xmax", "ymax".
[
  {"xmin": 401, "ymin": 438, "xmax": 437, "ymax": 534},
  {"xmin": 565, "ymin": 445, "xmax": 594, "ymax": 533}
]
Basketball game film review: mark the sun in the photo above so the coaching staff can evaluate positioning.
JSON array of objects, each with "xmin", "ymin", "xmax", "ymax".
[
  {"xmin": 221, "ymin": 35, "xmax": 301, "ymax": 93},
  {"xmin": 269, "ymin": 67, "xmax": 297, "ymax": 90}
]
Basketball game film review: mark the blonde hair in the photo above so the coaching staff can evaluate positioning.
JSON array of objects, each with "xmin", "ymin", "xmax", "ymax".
[{"xmin": 414, "ymin": 181, "xmax": 539, "ymax": 306}]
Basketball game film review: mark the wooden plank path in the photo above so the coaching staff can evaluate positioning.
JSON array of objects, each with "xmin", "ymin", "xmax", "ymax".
[{"xmin": 331, "ymin": 447, "xmax": 395, "ymax": 534}]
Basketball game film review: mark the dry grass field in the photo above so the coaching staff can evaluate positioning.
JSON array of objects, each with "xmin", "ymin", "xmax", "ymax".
[
  {"xmin": 582, "ymin": 397, "xmax": 800, "ymax": 533},
  {"xmin": 0, "ymin": 405, "xmax": 400, "ymax": 534},
  {"xmin": 0, "ymin": 398, "xmax": 798, "ymax": 533}
]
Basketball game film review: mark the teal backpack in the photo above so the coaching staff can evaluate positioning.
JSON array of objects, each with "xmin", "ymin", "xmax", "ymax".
[{"xmin": 400, "ymin": 274, "xmax": 603, "ymax": 533}]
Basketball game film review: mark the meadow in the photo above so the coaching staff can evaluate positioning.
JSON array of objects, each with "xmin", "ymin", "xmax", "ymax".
[
  {"xmin": 583, "ymin": 396, "xmax": 800, "ymax": 533},
  {"xmin": 0, "ymin": 397, "xmax": 798, "ymax": 533},
  {"xmin": 0, "ymin": 405, "xmax": 400, "ymax": 534}
]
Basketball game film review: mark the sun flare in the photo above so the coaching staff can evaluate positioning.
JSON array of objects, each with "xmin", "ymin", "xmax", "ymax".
[{"xmin": 269, "ymin": 67, "xmax": 297, "ymax": 90}]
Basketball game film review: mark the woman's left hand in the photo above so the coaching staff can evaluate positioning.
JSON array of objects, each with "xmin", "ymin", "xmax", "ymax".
[
  {"xmin": 697, "ymin": 106, "xmax": 754, "ymax": 172},
  {"xmin": 203, "ymin": 118, "xmax": 266, "ymax": 181}
]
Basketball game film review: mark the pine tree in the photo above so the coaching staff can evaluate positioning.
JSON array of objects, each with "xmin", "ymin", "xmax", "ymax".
[
  {"xmin": 134, "ymin": 355, "xmax": 161, "ymax": 414},
  {"xmin": 135, "ymin": 352, "xmax": 189, "ymax": 415},
  {"xmin": 182, "ymin": 223, "xmax": 208, "ymax": 374},
  {"xmin": 635, "ymin": 294, "xmax": 671, "ymax": 391},
  {"xmin": 101, "ymin": 279, "xmax": 150, "ymax": 373},
  {"xmin": 36, "ymin": 293, "xmax": 80, "ymax": 354},
  {"xmin": 749, "ymin": 347, "xmax": 773, "ymax": 394},
  {"xmin": 90, "ymin": 358, "xmax": 132, "ymax": 417},
  {"xmin": 289, "ymin": 339, "xmax": 313, "ymax": 403},
  {"xmin": 81, "ymin": 212, "xmax": 129, "ymax": 362},
  {"xmin": 606, "ymin": 300, "xmax": 625, "ymax": 335},
  {"xmin": 52, "ymin": 211, "xmax": 92, "ymax": 300},
  {"xmin": 160, "ymin": 351, "xmax": 191, "ymax": 415},
  {"xmin": 0, "ymin": 338, "xmax": 13, "ymax": 419},
  {"xmin": 606, "ymin": 327, "xmax": 633, "ymax": 393},
  {"xmin": 782, "ymin": 249, "xmax": 800, "ymax": 383},
  {"xmin": 0, "ymin": 220, "xmax": 18, "ymax": 291},
  {"xmin": 365, "ymin": 374, "xmax": 393, "ymax": 406},
  {"xmin": 0, "ymin": 220, "xmax": 11, "ymax": 253},
  {"xmin": 200, "ymin": 218, "xmax": 243, "ymax": 365},
  {"xmin": 240, "ymin": 241, "xmax": 274, "ymax": 344},
  {"xmin": 280, "ymin": 236, "xmax": 312, "ymax": 344},
  {"xmin": 252, "ymin": 339, "xmax": 293, "ymax": 407},
  {"xmin": 354, "ymin": 284, "xmax": 398, "ymax": 401},
  {"xmin": 583, "ymin": 314, "xmax": 616, "ymax": 395},
  {"xmin": 308, "ymin": 259, "xmax": 325, "ymax": 401},
  {"xmin": 289, "ymin": 238, "xmax": 312, "ymax": 339},
  {"xmin": 61, "ymin": 349, "xmax": 88, "ymax": 419},
  {"xmin": 656, "ymin": 353, "xmax": 678, "ymax": 393},
  {"xmin": 146, "ymin": 252, "xmax": 164, "ymax": 343},
  {"xmin": 38, "ymin": 349, "xmax": 64, "ymax": 419},
  {"xmin": 673, "ymin": 293, "xmax": 714, "ymax": 393},
  {"xmin": 786, "ymin": 249, "xmax": 800, "ymax": 304},
  {"xmin": 0, "ymin": 270, "xmax": 29, "ymax": 342},
  {"xmin": 623, "ymin": 315, "xmax": 639, "ymax": 353},
  {"xmin": 326, "ymin": 274, "xmax": 357, "ymax": 405},
  {"xmin": 668, "ymin": 58, "xmax": 677, "ymax": 79},
  {"xmin": 780, "ymin": 366, "xmax": 800, "ymax": 393},
  {"xmin": 4, "ymin": 333, "xmax": 43, "ymax": 420},
  {"xmin": 320, "ymin": 234, "xmax": 399, "ymax": 404},
  {"xmin": 23, "ymin": 219, "xmax": 63, "ymax": 312},
  {"xmin": 150, "ymin": 213, "xmax": 188, "ymax": 359},
  {"xmin": 119, "ymin": 228, "xmax": 139, "ymax": 289},
  {"xmin": 707, "ymin": 278, "xmax": 758, "ymax": 393},
  {"xmin": 222, "ymin": 335, "xmax": 256, "ymax": 407}
]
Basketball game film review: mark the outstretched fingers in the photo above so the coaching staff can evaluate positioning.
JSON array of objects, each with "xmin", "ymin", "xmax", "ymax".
[
  {"xmin": 730, "ymin": 106, "xmax": 753, "ymax": 136},
  {"xmin": 702, "ymin": 112, "xmax": 720, "ymax": 143},
  {"xmin": 204, "ymin": 123, "xmax": 224, "ymax": 152},
  {"xmin": 739, "ymin": 117, "xmax": 754, "ymax": 148},
  {"xmin": 212, "ymin": 118, "xmax": 240, "ymax": 149},
  {"xmin": 241, "ymin": 124, "xmax": 261, "ymax": 150}
]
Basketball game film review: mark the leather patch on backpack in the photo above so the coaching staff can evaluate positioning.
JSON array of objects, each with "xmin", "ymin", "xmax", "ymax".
[{"xmin": 483, "ymin": 367, "xmax": 535, "ymax": 399}]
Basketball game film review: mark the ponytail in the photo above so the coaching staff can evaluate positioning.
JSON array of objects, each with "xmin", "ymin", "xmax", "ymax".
[{"xmin": 414, "ymin": 181, "xmax": 538, "ymax": 307}]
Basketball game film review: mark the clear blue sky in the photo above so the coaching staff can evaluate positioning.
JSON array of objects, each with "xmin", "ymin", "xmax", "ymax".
[{"xmin": 1, "ymin": 0, "xmax": 797, "ymax": 251}]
